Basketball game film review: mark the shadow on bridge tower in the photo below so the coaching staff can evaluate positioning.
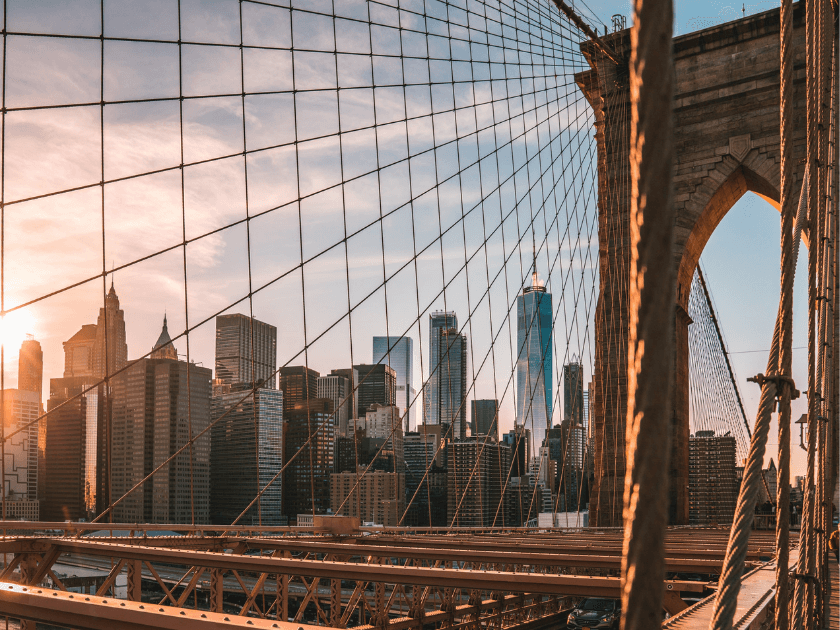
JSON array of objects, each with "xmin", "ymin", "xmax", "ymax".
[{"xmin": 576, "ymin": 5, "xmax": 808, "ymax": 526}]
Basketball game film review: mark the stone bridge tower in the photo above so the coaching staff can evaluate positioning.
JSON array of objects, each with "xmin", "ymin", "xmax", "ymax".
[{"xmin": 577, "ymin": 6, "xmax": 808, "ymax": 526}]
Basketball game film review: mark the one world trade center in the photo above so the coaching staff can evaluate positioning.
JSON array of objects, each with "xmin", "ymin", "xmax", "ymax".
[{"xmin": 515, "ymin": 255, "xmax": 552, "ymax": 461}]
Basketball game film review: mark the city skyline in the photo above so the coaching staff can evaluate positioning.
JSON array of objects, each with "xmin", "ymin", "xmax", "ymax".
[
  {"xmin": 0, "ymin": 0, "xmax": 813, "ymax": 532},
  {"xmin": 14, "ymin": 287, "xmax": 552, "ymax": 443}
]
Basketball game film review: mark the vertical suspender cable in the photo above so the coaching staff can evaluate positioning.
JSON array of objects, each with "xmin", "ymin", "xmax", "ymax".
[
  {"xmin": 793, "ymin": 0, "xmax": 820, "ymax": 624},
  {"xmin": 776, "ymin": 0, "xmax": 796, "ymax": 625},
  {"xmin": 620, "ymin": 0, "xmax": 675, "ymax": 627}
]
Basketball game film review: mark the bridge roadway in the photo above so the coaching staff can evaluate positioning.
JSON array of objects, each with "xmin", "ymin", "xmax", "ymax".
[{"xmin": 0, "ymin": 525, "xmax": 787, "ymax": 629}]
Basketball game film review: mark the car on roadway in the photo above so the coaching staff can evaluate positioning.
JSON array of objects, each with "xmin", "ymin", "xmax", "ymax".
[{"xmin": 566, "ymin": 598, "xmax": 620, "ymax": 630}]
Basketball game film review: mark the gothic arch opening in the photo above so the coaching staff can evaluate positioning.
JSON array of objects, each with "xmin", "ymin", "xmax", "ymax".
[{"xmin": 677, "ymin": 163, "xmax": 780, "ymax": 311}]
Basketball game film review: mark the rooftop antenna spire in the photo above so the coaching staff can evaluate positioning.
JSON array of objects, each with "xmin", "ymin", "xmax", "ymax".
[{"xmin": 532, "ymin": 229, "xmax": 538, "ymax": 288}]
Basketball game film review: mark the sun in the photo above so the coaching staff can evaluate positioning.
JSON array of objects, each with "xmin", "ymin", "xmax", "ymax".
[{"xmin": 0, "ymin": 309, "xmax": 36, "ymax": 352}]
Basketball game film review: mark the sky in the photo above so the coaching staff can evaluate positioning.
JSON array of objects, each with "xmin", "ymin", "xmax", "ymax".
[{"xmin": 0, "ymin": 0, "xmax": 815, "ymax": 478}]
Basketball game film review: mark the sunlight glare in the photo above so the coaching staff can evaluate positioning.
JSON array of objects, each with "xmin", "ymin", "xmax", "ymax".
[{"xmin": 0, "ymin": 309, "xmax": 36, "ymax": 353}]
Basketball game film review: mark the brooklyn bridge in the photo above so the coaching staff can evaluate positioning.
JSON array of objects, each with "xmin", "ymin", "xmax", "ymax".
[{"xmin": 0, "ymin": 0, "xmax": 834, "ymax": 629}]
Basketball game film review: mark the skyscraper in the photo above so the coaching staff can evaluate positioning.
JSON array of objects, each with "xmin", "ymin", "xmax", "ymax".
[
  {"xmin": 18, "ymin": 336, "xmax": 43, "ymax": 403},
  {"xmin": 403, "ymin": 426, "xmax": 446, "ymax": 526},
  {"xmin": 688, "ymin": 431, "xmax": 737, "ymax": 525},
  {"xmin": 503, "ymin": 425, "xmax": 530, "ymax": 477},
  {"xmin": 282, "ymin": 398, "xmax": 334, "ymax": 523},
  {"xmin": 42, "ymin": 377, "xmax": 105, "ymax": 521},
  {"xmin": 331, "ymin": 469, "xmax": 405, "ymax": 526},
  {"xmin": 470, "ymin": 399, "xmax": 499, "ymax": 438},
  {"xmin": 93, "ymin": 281, "xmax": 128, "ymax": 379},
  {"xmin": 424, "ymin": 313, "xmax": 468, "ymax": 439},
  {"xmin": 110, "ymin": 319, "xmax": 212, "ymax": 524},
  {"xmin": 62, "ymin": 282, "xmax": 128, "ymax": 381},
  {"xmin": 215, "ymin": 314, "xmax": 277, "ymax": 389},
  {"xmin": 515, "ymin": 261, "xmax": 552, "ymax": 457},
  {"xmin": 211, "ymin": 386, "xmax": 283, "ymax": 525},
  {"xmin": 354, "ymin": 364, "xmax": 397, "ymax": 415},
  {"xmin": 563, "ymin": 362, "xmax": 584, "ymax": 423},
  {"xmin": 355, "ymin": 403, "xmax": 404, "ymax": 468},
  {"xmin": 372, "ymin": 336, "xmax": 415, "ymax": 430},
  {"xmin": 425, "ymin": 312, "xmax": 455, "ymax": 427},
  {"xmin": 2, "ymin": 389, "xmax": 41, "ymax": 520},
  {"xmin": 317, "ymin": 373, "xmax": 352, "ymax": 436},
  {"xmin": 329, "ymin": 368, "xmax": 359, "ymax": 421},
  {"xmin": 562, "ymin": 361, "xmax": 585, "ymax": 470},
  {"xmin": 62, "ymin": 325, "xmax": 98, "ymax": 378},
  {"xmin": 279, "ymin": 366, "xmax": 319, "ymax": 408},
  {"xmin": 447, "ymin": 439, "xmax": 510, "ymax": 527}
]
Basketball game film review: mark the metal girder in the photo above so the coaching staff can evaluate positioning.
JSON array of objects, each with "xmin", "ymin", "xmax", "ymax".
[
  {"xmin": 237, "ymin": 538, "xmax": 732, "ymax": 572},
  {"xmin": 0, "ymin": 581, "xmax": 323, "ymax": 630},
  {"xmin": 19, "ymin": 538, "xmax": 709, "ymax": 597},
  {"xmin": 352, "ymin": 534, "xmax": 777, "ymax": 560}
]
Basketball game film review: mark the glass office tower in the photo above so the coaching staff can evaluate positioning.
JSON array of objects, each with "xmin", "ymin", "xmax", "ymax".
[
  {"xmin": 215, "ymin": 314, "xmax": 277, "ymax": 389},
  {"xmin": 425, "ymin": 312, "xmax": 457, "ymax": 427},
  {"xmin": 515, "ymin": 267, "xmax": 552, "ymax": 459},
  {"xmin": 372, "ymin": 336, "xmax": 415, "ymax": 430},
  {"xmin": 211, "ymin": 386, "xmax": 283, "ymax": 525},
  {"xmin": 424, "ymin": 312, "xmax": 467, "ymax": 439}
]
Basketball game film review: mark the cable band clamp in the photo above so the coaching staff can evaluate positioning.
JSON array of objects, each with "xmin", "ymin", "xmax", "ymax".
[{"xmin": 747, "ymin": 373, "xmax": 800, "ymax": 407}]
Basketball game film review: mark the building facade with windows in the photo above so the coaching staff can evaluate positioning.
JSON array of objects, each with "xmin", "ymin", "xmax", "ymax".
[
  {"xmin": 688, "ymin": 431, "xmax": 737, "ymax": 525},
  {"xmin": 211, "ymin": 386, "xmax": 283, "ymax": 525},
  {"xmin": 331, "ymin": 468, "xmax": 405, "ymax": 526},
  {"xmin": 470, "ymin": 399, "xmax": 499, "ymax": 439},
  {"xmin": 424, "ymin": 313, "xmax": 468, "ymax": 440},
  {"xmin": 282, "ymin": 398, "xmax": 334, "ymax": 523},
  {"xmin": 215, "ymin": 314, "xmax": 277, "ymax": 389},
  {"xmin": 317, "ymin": 373, "xmax": 352, "ymax": 437},
  {"xmin": 372, "ymin": 336, "xmax": 415, "ymax": 430},
  {"xmin": 2, "ymin": 388, "xmax": 41, "ymax": 520}
]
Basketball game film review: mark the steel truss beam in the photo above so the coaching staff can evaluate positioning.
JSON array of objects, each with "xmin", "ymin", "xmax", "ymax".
[
  {"xmin": 5, "ymin": 538, "xmax": 711, "ymax": 597},
  {"xmin": 0, "ymin": 582, "xmax": 323, "ymax": 630}
]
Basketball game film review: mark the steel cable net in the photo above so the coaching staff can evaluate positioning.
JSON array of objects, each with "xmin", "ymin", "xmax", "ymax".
[
  {"xmin": 0, "ymin": 0, "xmax": 602, "ymax": 529},
  {"xmin": 686, "ymin": 266, "xmax": 751, "ymax": 526}
]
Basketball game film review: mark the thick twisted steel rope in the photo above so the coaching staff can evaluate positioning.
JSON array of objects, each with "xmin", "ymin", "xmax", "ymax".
[
  {"xmin": 775, "ymin": 0, "xmax": 796, "ymax": 625},
  {"xmin": 792, "ymin": 0, "xmax": 824, "ymax": 623},
  {"xmin": 620, "ymin": 0, "xmax": 675, "ymax": 627}
]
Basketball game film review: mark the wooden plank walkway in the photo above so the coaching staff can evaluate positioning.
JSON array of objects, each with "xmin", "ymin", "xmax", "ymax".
[
  {"xmin": 662, "ymin": 562, "xmax": 778, "ymax": 630},
  {"xmin": 826, "ymin": 552, "xmax": 838, "ymax": 629}
]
